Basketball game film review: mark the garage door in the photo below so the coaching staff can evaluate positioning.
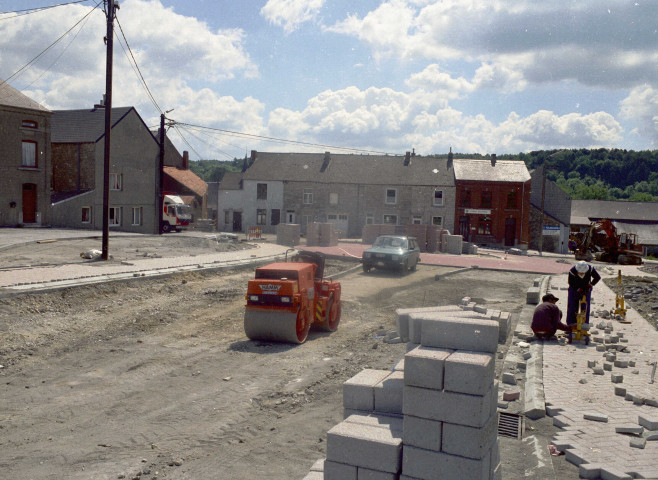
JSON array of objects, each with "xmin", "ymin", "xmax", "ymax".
[{"xmin": 327, "ymin": 214, "xmax": 348, "ymax": 238}]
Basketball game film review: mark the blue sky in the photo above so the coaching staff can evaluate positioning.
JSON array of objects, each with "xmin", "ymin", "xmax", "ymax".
[{"xmin": 1, "ymin": 0, "xmax": 656, "ymax": 160}]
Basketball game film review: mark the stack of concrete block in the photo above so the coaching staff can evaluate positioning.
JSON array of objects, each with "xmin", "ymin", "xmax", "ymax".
[
  {"xmin": 362, "ymin": 224, "xmax": 397, "ymax": 244},
  {"xmin": 426, "ymin": 226, "xmax": 441, "ymax": 253},
  {"xmin": 405, "ymin": 224, "xmax": 428, "ymax": 252},
  {"xmin": 303, "ymin": 304, "xmax": 502, "ymax": 480},
  {"xmin": 275, "ymin": 223, "xmax": 300, "ymax": 247},
  {"xmin": 442, "ymin": 234, "xmax": 463, "ymax": 255},
  {"xmin": 306, "ymin": 222, "xmax": 338, "ymax": 246}
]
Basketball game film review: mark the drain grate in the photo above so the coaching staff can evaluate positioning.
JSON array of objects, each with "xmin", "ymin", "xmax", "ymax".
[{"xmin": 498, "ymin": 412, "xmax": 523, "ymax": 439}]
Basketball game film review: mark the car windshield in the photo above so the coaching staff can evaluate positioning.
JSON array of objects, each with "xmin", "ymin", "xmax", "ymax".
[{"xmin": 374, "ymin": 237, "xmax": 407, "ymax": 248}]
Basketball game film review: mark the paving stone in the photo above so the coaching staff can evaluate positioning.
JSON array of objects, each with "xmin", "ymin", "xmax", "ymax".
[
  {"xmin": 309, "ymin": 459, "xmax": 324, "ymax": 472},
  {"xmin": 502, "ymin": 390, "xmax": 520, "ymax": 402},
  {"xmin": 604, "ymin": 362, "xmax": 613, "ymax": 371},
  {"xmin": 600, "ymin": 467, "xmax": 633, "ymax": 480},
  {"xmin": 611, "ymin": 373, "xmax": 624, "ymax": 383},
  {"xmin": 614, "ymin": 386, "xmax": 627, "ymax": 397},
  {"xmin": 302, "ymin": 472, "xmax": 323, "ymax": 480},
  {"xmin": 579, "ymin": 463, "xmax": 602, "ymax": 479},
  {"xmin": 638, "ymin": 415, "xmax": 658, "ymax": 431},
  {"xmin": 564, "ymin": 449, "xmax": 588, "ymax": 466},
  {"xmin": 630, "ymin": 437, "xmax": 647, "ymax": 449},
  {"xmin": 645, "ymin": 431, "xmax": 658, "ymax": 441},
  {"xmin": 502, "ymin": 372, "xmax": 517, "ymax": 385},
  {"xmin": 596, "ymin": 345, "xmax": 606, "ymax": 352},
  {"xmin": 614, "ymin": 359, "xmax": 629, "ymax": 368},
  {"xmin": 583, "ymin": 412, "xmax": 608, "ymax": 422},
  {"xmin": 588, "ymin": 360, "xmax": 597, "ymax": 368},
  {"xmin": 593, "ymin": 367, "xmax": 605, "ymax": 375},
  {"xmin": 615, "ymin": 425, "xmax": 644, "ymax": 435}
]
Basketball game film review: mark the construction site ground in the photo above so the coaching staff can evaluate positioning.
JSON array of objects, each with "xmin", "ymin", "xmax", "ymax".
[{"xmin": 0, "ymin": 229, "xmax": 656, "ymax": 480}]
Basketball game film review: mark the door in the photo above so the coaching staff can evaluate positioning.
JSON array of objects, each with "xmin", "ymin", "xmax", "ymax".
[
  {"xmin": 22, "ymin": 183, "xmax": 37, "ymax": 223},
  {"xmin": 232, "ymin": 211, "xmax": 242, "ymax": 232},
  {"xmin": 271, "ymin": 209, "xmax": 280, "ymax": 226},
  {"xmin": 505, "ymin": 218, "xmax": 516, "ymax": 246},
  {"xmin": 459, "ymin": 216, "xmax": 470, "ymax": 242}
]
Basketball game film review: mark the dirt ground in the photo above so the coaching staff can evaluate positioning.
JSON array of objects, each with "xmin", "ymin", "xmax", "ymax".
[{"xmin": 0, "ymin": 236, "xmax": 576, "ymax": 480}]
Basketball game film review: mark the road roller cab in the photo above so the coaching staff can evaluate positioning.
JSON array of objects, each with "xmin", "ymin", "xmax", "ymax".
[{"xmin": 244, "ymin": 252, "xmax": 341, "ymax": 344}]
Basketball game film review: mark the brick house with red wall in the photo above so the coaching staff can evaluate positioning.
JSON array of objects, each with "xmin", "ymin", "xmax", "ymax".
[{"xmin": 453, "ymin": 156, "xmax": 531, "ymax": 248}]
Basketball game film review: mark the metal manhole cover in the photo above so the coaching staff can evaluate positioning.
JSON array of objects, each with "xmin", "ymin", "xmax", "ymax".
[{"xmin": 498, "ymin": 412, "xmax": 523, "ymax": 439}]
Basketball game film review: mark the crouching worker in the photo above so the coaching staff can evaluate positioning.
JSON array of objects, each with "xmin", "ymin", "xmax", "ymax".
[{"xmin": 531, "ymin": 293, "xmax": 572, "ymax": 340}]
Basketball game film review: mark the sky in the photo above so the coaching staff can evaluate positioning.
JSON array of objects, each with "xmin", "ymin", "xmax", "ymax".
[{"xmin": 0, "ymin": 0, "xmax": 656, "ymax": 160}]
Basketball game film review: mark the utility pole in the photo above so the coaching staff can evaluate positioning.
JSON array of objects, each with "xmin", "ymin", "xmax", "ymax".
[
  {"xmin": 101, "ymin": 0, "xmax": 119, "ymax": 260},
  {"xmin": 538, "ymin": 163, "xmax": 546, "ymax": 256},
  {"xmin": 158, "ymin": 113, "xmax": 165, "ymax": 234}
]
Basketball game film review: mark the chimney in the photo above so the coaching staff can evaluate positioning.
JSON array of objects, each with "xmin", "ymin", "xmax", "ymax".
[
  {"xmin": 404, "ymin": 151, "xmax": 411, "ymax": 166},
  {"xmin": 93, "ymin": 94, "xmax": 106, "ymax": 109},
  {"xmin": 491, "ymin": 153, "xmax": 497, "ymax": 167},
  {"xmin": 447, "ymin": 147, "xmax": 453, "ymax": 169},
  {"xmin": 320, "ymin": 151, "xmax": 331, "ymax": 172},
  {"xmin": 182, "ymin": 151, "xmax": 189, "ymax": 170},
  {"xmin": 412, "ymin": 148, "xmax": 416, "ymax": 157}
]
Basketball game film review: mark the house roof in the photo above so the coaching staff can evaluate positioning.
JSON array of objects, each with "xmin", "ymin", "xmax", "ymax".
[
  {"xmin": 571, "ymin": 199, "xmax": 658, "ymax": 223},
  {"xmin": 241, "ymin": 152, "xmax": 454, "ymax": 186},
  {"xmin": 51, "ymin": 107, "xmax": 135, "ymax": 143},
  {"xmin": 163, "ymin": 166, "xmax": 208, "ymax": 197},
  {"xmin": 453, "ymin": 159, "xmax": 531, "ymax": 183},
  {"xmin": 0, "ymin": 80, "xmax": 50, "ymax": 112},
  {"xmin": 219, "ymin": 171, "xmax": 243, "ymax": 190}
]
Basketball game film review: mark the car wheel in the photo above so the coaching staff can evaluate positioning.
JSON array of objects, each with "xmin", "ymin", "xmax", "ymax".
[{"xmin": 362, "ymin": 263, "xmax": 371, "ymax": 273}]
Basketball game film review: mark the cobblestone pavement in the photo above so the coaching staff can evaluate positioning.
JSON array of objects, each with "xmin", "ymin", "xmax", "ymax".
[{"xmin": 542, "ymin": 273, "xmax": 658, "ymax": 480}]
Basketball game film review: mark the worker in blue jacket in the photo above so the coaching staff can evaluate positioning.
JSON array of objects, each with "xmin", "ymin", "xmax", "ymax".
[{"xmin": 566, "ymin": 261, "xmax": 601, "ymax": 325}]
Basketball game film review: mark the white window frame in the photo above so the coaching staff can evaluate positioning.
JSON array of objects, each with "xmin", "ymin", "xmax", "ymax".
[
  {"xmin": 110, "ymin": 173, "xmax": 122, "ymax": 191},
  {"xmin": 432, "ymin": 216, "xmax": 443, "ymax": 227},
  {"xmin": 385, "ymin": 188, "xmax": 397, "ymax": 205},
  {"xmin": 383, "ymin": 214, "xmax": 398, "ymax": 225},
  {"xmin": 433, "ymin": 189, "xmax": 444, "ymax": 206},
  {"xmin": 256, "ymin": 208, "xmax": 267, "ymax": 225},
  {"xmin": 329, "ymin": 192, "xmax": 338, "ymax": 205},
  {"xmin": 81, "ymin": 206, "xmax": 91, "ymax": 224},
  {"xmin": 22, "ymin": 140, "xmax": 37, "ymax": 167},
  {"xmin": 303, "ymin": 188, "xmax": 313, "ymax": 205},
  {"xmin": 109, "ymin": 207, "xmax": 121, "ymax": 226},
  {"xmin": 131, "ymin": 207, "xmax": 142, "ymax": 226},
  {"xmin": 412, "ymin": 216, "xmax": 422, "ymax": 224}
]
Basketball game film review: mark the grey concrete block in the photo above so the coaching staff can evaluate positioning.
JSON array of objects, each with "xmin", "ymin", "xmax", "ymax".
[
  {"xmin": 611, "ymin": 373, "xmax": 623, "ymax": 383},
  {"xmin": 357, "ymin": 467, "xmax": 399, "ymax": 480},
  {"xmin": 474, "ymin": 305, "xmax": 488, "ymax": 314},
  {"xmin": 344, "ymin": 414, "xmax": 403, "ymax": 435},
  {"xmin": 396, "ymin": 306, "xmax": 463, "ymax": 341},
  {"xmin": 442, "ymin": 414, "xmax": 497, "ymax": 459},
  {"xmin": 404, "ymin": 345, "xmax": 452, "ymax": 390},
  {"xmin": 325, "ymin": 460, "xmax": 358, "ymax": 480},
  {"xmin": 638, "ymin": 415, "xmax": 658, "ymax": 430},
  {"xmin": 614, "ymin": 386, "xmax": 627, "ymax": 396},
  {"xmin": 344, "ymin": 369, "xmax": 392, "ymax": 412},
  {"xmin": 374, "ymin": 371, "xmax": 404, "ymax": 414},
  {"xmin": 417, "ymin": 315, "xmax": 499, "ymax": 353},
  {"xmin": 583, "ymin": 412, "xmax": 608, "ymax": 422},
  {"xmin": 310, "ymin": 458, "xmax": 324, "ymax": 471},
  {"xmin": 593, "ymin": 367, "xmax": 605, "ymax": 375},
  {"xmin": 444, "ymin": 350, "xmax": 495, "ymax": 396},
  {"xmin": 403, "ymin": 414, "xmax": 442, "ymax": 451},
  {"xmin": 402, "ymin": 445, "xmax": 491, "ymax": 480},
  {"xmin": 615, "ymin": 425, "xmax": 644, "ymax": 435},
  {"xmin": 526, "ymin": 287, "xmax": 540, "ymax": 304},
  {"xmin": 502, "ymin": 372, "xmax": 517, "ymax": 385},
  {"xmin": 604, "ymin": 362, "xmax": 613, "ymax": 371},
  {"xmin": 403, "ymin": 384, "xmax": 494, "ymax": 428},
  {"xmin": 302, "ymin": 472, "xmax": 324, "ymax": 480},
  {"xmin": 614, "ymin": 359, "xmax": 629, "ymax": 368},
  {"xmin": 326, "ymin": 421, "xmax": 402, "ymax": 473}
]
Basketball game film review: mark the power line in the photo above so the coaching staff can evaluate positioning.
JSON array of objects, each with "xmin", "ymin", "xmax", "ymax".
[{"xmin": 0, "ymin": 0, "xmax": 90, "ymax": 19}]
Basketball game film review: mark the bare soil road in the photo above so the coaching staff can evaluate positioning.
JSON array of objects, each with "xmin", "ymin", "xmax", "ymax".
[{"xmin": 0, "ymin": 240, "xmax": 547, "ymax": 480}]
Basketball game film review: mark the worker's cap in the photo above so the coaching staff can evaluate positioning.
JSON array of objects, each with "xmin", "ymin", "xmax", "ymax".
[
  {"xmin": 542, "ymin": 293, "xmax": 559, "ymax": 302},
  {"xmin": 575, "ymin": 261, "xmax": 589, "ymax": 273}
]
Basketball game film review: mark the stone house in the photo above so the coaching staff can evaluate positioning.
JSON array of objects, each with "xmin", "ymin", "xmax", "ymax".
[
  {"xmin": 529, "ymin": 166, "xmax": 572, "ymax": 254},
  {"xmin": 453, "ymin": 156, "xmax": 531, "ymax": 248},
  {"xmin": 220, "ymin": 150, "xmax": 456, "ymax": 237},
  {"xmin": 50, "ymin": 105, "xmax": 187, "ymax": 234},
  {"xmin": 0, "ymin": 81, "xmax": 52, "ymax": 226},
  {"xmin": 163, "ymin": 152, "xmax": 208, "ymax": 222}
]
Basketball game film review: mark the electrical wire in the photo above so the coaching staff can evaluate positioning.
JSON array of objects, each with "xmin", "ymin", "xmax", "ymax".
[
  {"xmin": 0, "ymin": 0, "xmax": 90, "ymax": 18},
  {"xmin": 175, "ymin": 125, "xmax": 237, "ymax": 160}
]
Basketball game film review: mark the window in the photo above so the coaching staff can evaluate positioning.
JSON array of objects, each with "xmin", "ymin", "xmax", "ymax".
[
  {"xmin": 22, "ymin": 120, "xmax": 38, "ymax": 129},
  {"xmin": 257, "ymin": 183, "xmax": 267, "ymax": 200},
  {"xmin": 507, "ymin": 191, "xmax": 517, "ymax": 209},
  {"xmin": 109, "ymin": 207, "xmax": 121, "ymax": 226},
  {"xmin": 385, "ymin": 188, "xmax": 397, "ymax": 204},
  {"xmin": 256, "ymin": 209, "xmax": 267, "ymax": 225},
  {"xmin": 480, "ymin": 191, "xmax": 492, "ymax": 208},
  {"xmin": 383, "ymin": 214, "xmax": 397, "ymax": 225},
  {"xmin": 22, "ymin": 141, "xmax": 37, "ymax": 167},
  {"xmin": 302, "ymin": 215, "xmax": 312, "ymax": 227},
  {"xmin": 81, "ymin": 207, "xmax": 91, "ymax": 224},
  {"xmin": 110, "ymin": 173, "xmax": 122, "ymax": 190},
  {"xmin": 303, "ymin": 188, "xmax": 313, "ymax": 205},
  {"xmin": 460, "ymin": 189, "xmax": 471, "ymax": 207},
  {"xmin": 329, "ymin": 192, "xmax": 338, "ymax": 205},
  {"xmin": 433, "ymin": 189, "xmax": 444, "ymax": 206},
  {"xmin": 271, "ymin": 209, "xmax": 280, "ymax": 226},
  {"xmin": 432, "ymin": 216, "xmax": 443, "ymax": 227},
  {"xmin": 224, "ymin": 211, "xmax": 230, "ymax": 224},
  {"xmin": 365, "ymin": 214, "xmax": 374, "ymax": 225},
  {"xmin": 131, "ymin": 207, "xmax": 142, "ymax": 226},
  {"xmin": 412, "ymin": 216, "xmax": 422, "ymax": 224},
  {"xmin": 478, "ymin": 216, "xmax": 492, "ymax": 235}
]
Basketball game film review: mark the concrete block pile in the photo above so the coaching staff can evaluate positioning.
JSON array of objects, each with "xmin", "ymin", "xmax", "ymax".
[
  {"xmin": 303, "ymin": 303, "xmax": 502, "ymax": 480},
  {"xmin": 275, "ymin": 223, "xmax": 301, "ymax": 247},
  {"xmin": 306, "ymin": 222, "xmax": 339, "ymax": 247},
  {"xmin": 441, "ymin": 234, "xmax": 463, "ymax": 255}
]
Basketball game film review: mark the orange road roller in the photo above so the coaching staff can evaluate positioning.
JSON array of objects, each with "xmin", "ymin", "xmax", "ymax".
[{"xmin": 244, "ymin": 251, "xmax": 341, "ymax": 344}]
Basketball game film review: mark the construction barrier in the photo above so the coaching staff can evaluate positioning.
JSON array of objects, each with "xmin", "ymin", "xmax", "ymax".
[{"xmin": 247, "ymin": 226, "xmax": 262, "ymax": 240}]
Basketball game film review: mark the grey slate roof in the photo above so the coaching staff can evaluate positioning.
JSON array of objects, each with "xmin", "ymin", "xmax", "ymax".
[
  {"xmin": 612, "ymin": 221, "xmax": 658, "ymax": 246},
  {"xmin": 571, "ymin": 200, "xmax": 658, "ymax": 223},
  {"xmin": 51, "ymin": 107, "xmax": 134, "ymax": 143},
  {"xmin": 0, "ymin": 80, "xmax": 50, "ymax": 112},
  {"xmin": 219, "ymin": 171, "xmax": 243, "ymax": 190},
  {"xmin": 241, "ymin": 152, "xmax": 453, "ymax": 186},
  {"xmin": 453, "ymin": 159, "xmax": 530, "ymax": 183}
]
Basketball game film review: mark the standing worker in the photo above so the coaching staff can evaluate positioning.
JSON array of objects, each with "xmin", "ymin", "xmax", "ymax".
[
  {"xmin": 531, "ymin": 293, "xmax": 572, "ymax": 340},
  {"xmin": 567, "ymin": 261, "xmax": 601, "ymax": 326}
]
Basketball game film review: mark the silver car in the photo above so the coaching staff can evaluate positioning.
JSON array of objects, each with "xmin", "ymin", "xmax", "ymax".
[{"xmin": 362, "ymin": 235, "xmax": 420, "ymax": 274}]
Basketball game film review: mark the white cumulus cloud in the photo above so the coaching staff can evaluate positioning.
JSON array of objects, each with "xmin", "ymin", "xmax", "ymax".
[{"xmin": 261, "ymin": 0, "xmax": 325, "ymax": 33}]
